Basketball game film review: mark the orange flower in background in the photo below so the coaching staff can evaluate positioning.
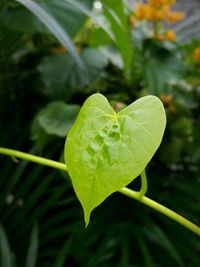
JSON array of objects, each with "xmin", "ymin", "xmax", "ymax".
[
  {"xmin": 149, "ymin": 0, "xmax": 175, "ymax": 7},
  {"xmin": 169, "ymin": 105, "xmax": 177, "ymax": 114},
  {"xmin": 135, "ymin": 3, "xmax": 144, "ymax": 20},
  {"xmin": 149, "ymin": 0, "xmax": 160, "ymax": 6},
  {"xmin": 165, "ymin": 30, "xmax": 176, "ymax": 41},
  {"xmin": 154, "ymin": 6, "xmax": 170, "ymax": 21},
  {"xmin": 50, "ymin": 46, "xmax": 67, "ymax": 53},
  {"xmin": 49, "ymin": 45, "xmax": 81, "ymax": 54},
  {"xmin": 154, "ymin": 33, "xmax": 165, "ymax": 41},
  {"xmin": 154, "ymin": 30, "xmax": 176, "ymax": 42},
  {"xmin": 192, "ymin": 47, "xmax": 200, "ymax": 63},
  {"xmin": 134, "ymin": 0, "xmax": 185, "ymax": 41},
  {"xmin": 135, "ymin": 0, "xmax": 185, "ymax": 23},
  {"xmin": 166, "ymin": 11, "xmax": 185, "ymax": 23},
  {"xmin": 160, "ymin": 94, "xmax": 173, "ymax": 106},
  {"xmin": 160, "ymin": 94, "xmax": 176, "ymax": 113},
  {"xmin": 135, "ymin": 3, "xmax": 167, "ymax": 21},
  {"xmin": 135, "ymin": 3, "xmax": 154, "ymax": 20}
]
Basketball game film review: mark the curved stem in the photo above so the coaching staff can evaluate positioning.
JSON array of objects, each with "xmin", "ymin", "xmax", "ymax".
[
  {"xmin": 119, "ymin": 187, "xmax": 200, "ymax": 236},
  {"xmin": 137, "ymin": 169, "xmax": 148, "ymax": 198},
  {"xmin": 0, "ymin": 147, "xmax": 200, "ymax": 236}
]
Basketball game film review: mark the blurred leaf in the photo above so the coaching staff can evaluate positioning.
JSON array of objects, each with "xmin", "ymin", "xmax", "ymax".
[
  {"xmin": 100, "ymin": 46, "xmax": 123, "ymax": 69},
  {"xmin": 42, "ymin": 0, "xmax": 94, "ymax": 37},
  {"xmin": 170, "ymin": 117, "xmax": 193, "ymax": 137},
  {"xmin": 15, "ymin": 0, "xmax": 85, "ymax": 70},
  {"xmin": 144, "ymin": 44, "xmax": 185, "ymax": 95},
  {"xmin": 63, "ymin": 0, "xmax": 114, "ymax": 39},
  {"xmin": 82, "ymin": 48, "xmax": 109, "ymax": 80},
  {"xmin": 38, "ymin": 54, "xmax": 80, "ymax": 99},
  {"xmin": 144, "ymin": 225, "xmax": 183, "ymax": 266},
  {"xmin": 31, "ymin": 118, "xmax": 53, "ymax": 149},
  {"xmin": 53, "ymin": 237, "xmax": 72, "ymax": 267},
  {"xmin": 0, "ymin": 7, "xmax": 47, "ymax": 33},
  {"xmin": 101, "ymin": 0, "xmax": 133, "ymax": 71},
  {"xmin": 89, "ymin": 27, "xmax": 112, "ymax": 47},
  {"xmin": 38, "ymin": 48, "xmax": 108, "ymax": 99},
  {"xmin": 1, "ymin": 0, "xmax": 93, "ymax": 36},
  {"xmin": 159, "ymin": 137, "xmax": 185, "ymax": 164},
  {"xmin": 137, "ymin": 234, "xmax": 156, "ymax": 267},
  {"xmin": 0, "ymin": 224, "xmax": 13, "ymax": 267},
  {"xmin": 63, "ymin": 0, "xmax": 132, "ymax": 70},
  {"xmin": 25, "ymin": 223, "xmax": 39, "ymax": 267},
  {"xmin": 34, "ymin": 101, "xmax": 80, "ymax": 137}
]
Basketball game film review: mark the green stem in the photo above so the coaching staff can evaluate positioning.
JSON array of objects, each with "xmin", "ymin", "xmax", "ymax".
[
  {"xmin": 138, "ymin": 169, "xmax": 148, "ymax": 198},
  {"xmin": 0, "ymin": 147, "xmax": 67, "ymax": 172},
  {"xmin": 119, "ymin": 187, "xmax": 200, "ymax": 236},
  {"xmin": 0, "ymin": 147, "xmax": 200, "ymax": 236}
]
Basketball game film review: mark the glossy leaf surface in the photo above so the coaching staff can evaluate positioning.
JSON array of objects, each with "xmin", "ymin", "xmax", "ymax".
[{"xmin": 65, "ymin": 94, "xmax": 166, "ymax": 225}]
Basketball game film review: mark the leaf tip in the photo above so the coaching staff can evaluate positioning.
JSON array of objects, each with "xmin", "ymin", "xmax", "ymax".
[{"xmin": 84, "ymin": 211, "xmax": 91, "ymax": 228}]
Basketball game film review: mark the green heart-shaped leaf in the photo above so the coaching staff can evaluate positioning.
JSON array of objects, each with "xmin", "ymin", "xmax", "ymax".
[{"xmin": 64, "ymin": 94, "xmax": 166, "ymax": 225}]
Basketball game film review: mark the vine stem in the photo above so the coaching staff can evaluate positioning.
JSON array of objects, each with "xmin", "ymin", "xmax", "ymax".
[
  {"xmin": 0, "ymin": 147, "xmax": 67, "ymax": 172},
  {"xmin": 118, "ymin": 188, "xmax": 200, "ymax": 236},
  {"xmin": 138, "ymin": 170, "xmax": 148, "ymax": 198},
  {"xmin": 0, "ymin": 147, "xmax": 200, "ymax": 236}
]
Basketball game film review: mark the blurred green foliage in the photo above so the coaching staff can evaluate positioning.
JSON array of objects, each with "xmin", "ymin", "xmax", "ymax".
[{"xmin": 0, "ymin": 0, "xmax": 200, "ymax": 266}]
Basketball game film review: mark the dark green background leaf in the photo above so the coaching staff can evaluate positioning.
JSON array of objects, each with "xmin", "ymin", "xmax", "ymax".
[
  {"xmin": 38, "ymin": 48, "xmax": 108, "ymax": 99},
  {"xmin": 144, "ymin": 44, "xmax": 185, "ymax": 95},
  {"xmin": 33, "ymin": 101, "xmax": 80, "ymax": 137},
  {"xmin": 101, "ymin": 0, "xmax": 133, "ymax": 71}
]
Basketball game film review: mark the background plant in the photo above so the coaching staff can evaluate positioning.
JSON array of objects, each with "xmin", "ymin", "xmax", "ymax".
[{"xmin": 0, "ymin": 0, "xmax": 200, "ymax": 266}]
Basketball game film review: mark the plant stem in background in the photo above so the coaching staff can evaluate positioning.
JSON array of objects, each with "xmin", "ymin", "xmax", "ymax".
[{"xmin": 0, "ymin": 147, "xmax": 200, "ymax": 236}]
